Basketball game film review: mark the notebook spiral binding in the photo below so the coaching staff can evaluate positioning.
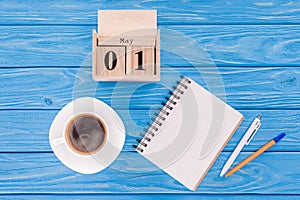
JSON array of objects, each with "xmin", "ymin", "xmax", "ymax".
[{"xmin": 133, "ymin": 76, "xmax": 191, "ymax": 153}]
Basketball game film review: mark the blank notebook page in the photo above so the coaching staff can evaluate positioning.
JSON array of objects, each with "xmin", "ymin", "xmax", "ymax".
[{"xmin": 137, "ymin": 77, "xmax": 244, "ymax": 190}]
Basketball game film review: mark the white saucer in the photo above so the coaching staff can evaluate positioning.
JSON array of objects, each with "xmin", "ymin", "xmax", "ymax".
[{"xmin": 49, "ymin": 97, "xmax": 125, "ymax": 174}]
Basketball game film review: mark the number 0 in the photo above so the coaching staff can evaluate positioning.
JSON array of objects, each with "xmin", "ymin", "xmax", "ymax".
[{"xmin": 104, "ymin": 51, "xmax": 117, "ymax": 70}]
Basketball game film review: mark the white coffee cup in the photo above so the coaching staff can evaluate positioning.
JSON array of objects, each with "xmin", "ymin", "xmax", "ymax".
[{"xmin": 49, "ymin": 97, "xmax": 125, "ymax": 174}]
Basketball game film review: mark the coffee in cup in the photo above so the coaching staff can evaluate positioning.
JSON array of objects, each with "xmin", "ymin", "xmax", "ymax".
[{"xmin": 65, "ymin": 114, "xmax": 106, "ymax": 155}]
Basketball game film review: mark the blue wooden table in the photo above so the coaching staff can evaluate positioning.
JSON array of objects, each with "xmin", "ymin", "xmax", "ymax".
[{"xmin": 1, "ymin": 0, "xmax": 300, "ymax": 199}]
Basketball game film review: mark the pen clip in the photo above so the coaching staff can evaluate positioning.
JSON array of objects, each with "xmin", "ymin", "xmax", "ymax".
[{"xmin": 245, "ymin": 123, "xmax": 261, "ymax": 145}]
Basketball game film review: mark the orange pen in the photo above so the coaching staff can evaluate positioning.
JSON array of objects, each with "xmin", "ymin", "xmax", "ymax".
[{"xmin": 225, "ymin": 133, "xmax": 286, "ymax": 177}]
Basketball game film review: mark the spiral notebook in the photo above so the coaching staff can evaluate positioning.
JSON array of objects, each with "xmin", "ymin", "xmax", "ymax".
[{"xmin": 134, "ymin": 76, "xmax": 244, "ymax": 190}]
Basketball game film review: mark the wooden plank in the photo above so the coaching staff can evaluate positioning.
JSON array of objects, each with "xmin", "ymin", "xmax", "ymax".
[
  {"xmin": 0, "ymin": 0, "xmax": 300, "ymax": 25},
  {"xmin": 0, "ymin": 110, "xmax": 298, "ymax": 153},
  {"xmin": 0, "ymin": 152, "xmax": 298, "ymax": 194},
  {"xmin": 0, "ymin": 194, "xmax": 298, "ymax": 199},
  {"xmin": 0, "ymin": 67, "xmax": 299, "ymax": 110},
  {"xmin": 1, "ymin": 25, "xmax": 300, "ymax": 67}
]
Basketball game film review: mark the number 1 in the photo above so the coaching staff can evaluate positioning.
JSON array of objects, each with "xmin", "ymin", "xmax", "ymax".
[{"xmin": 135, "ymin": 51, "xmax": 144, "ymax": 70}]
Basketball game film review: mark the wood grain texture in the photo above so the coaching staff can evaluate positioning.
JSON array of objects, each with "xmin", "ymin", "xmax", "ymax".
[
  {"xmin": 0, "ymin": 110, "xmax": 298, "ymax": 153},
  {"xmin": 0, "ymin": 194, "xmax": 298, "ymax": 200},
  {"xmin": 0, "ymin": 152, "xmax": 299, "ymax": 194},
  {"xmin": 0, "ymin": 67, "xmax": 299, "ymax": 109},
  {"xmin": 0, "ymin": 0, "xmax": 299, "ymax": 25},
  {"xmin": 1, "ymin": 0, "xmax": 299, "ymax": 197},
  {"xmin": 1, "ymin": 25, "xmax": 300, "ymax": 67}
]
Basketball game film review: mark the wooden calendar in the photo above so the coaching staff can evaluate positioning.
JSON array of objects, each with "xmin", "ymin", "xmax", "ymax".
[{"xmin": 92, "ymin": 10, "xmax": 160, "ymax": 82}]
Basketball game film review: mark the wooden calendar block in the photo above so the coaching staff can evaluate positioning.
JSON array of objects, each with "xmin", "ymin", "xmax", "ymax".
[
  {"xmin": 126, "ymin": 46, "xmax": 156, "ymax": 76},
  {"xmin": 93, "ymin": 46, "xmax": 126, "ymax": 80},
  {"xmin": 92, "ymin": 10, "xmax": 160, "ymax": 82},
  {"xmin": 98, "ymin": 10, "xmax": 157, "ymax": 36}
]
